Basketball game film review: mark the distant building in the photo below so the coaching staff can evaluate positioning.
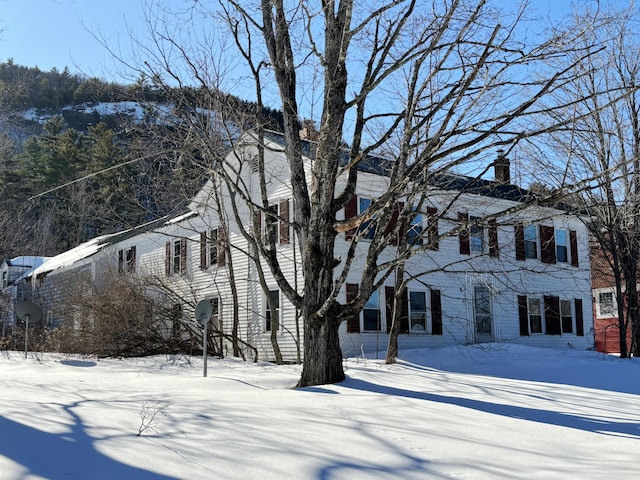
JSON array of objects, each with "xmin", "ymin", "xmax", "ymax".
[
  {"xmin": 590, "ymin": 242, "xmax": 633, "ymax": 354},
  {"xmin": 0, "ymin": 256, "xmax": 49, "ymax": 336}
]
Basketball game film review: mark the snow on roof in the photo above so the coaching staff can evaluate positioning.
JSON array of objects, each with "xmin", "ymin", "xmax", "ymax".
[
  {"xmin": 31, "ymin": 235, "xmax": 111, "ymax": 277},
  {"xmin": 2, "ymin": 256, "xmax": 50, "ymax": 269},
  {"xmin": 165, "ymin": 211, "xmax": 198, "ymax": 224},
  {"xmin": 30, "ymin": 210, "xmax": 198, "ymax": 278}
]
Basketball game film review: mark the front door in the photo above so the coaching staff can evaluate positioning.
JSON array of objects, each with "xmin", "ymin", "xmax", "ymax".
[{"xmin": 473, "ymin": 285, "xmax": 493, "ymax": 343}]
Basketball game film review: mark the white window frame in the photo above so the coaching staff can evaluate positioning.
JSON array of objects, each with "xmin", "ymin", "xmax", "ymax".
[
  {"xmin": 208, "ymin": 229, "xmax": 219, "ymax": 267},
  {"xmin": 265, "ymin": 289, "xmax": 280, "ymax": 332},
  {"xmin": 209, "ymin": 297, "xmax": 220, "ymax": 329},
  {"xmin": 597, "ymin": 290, "xmax": 617, "ymax": 318},
  {"xmin": 264, "ymin": 205, "xmax": 279, "ymax": 245},
  {"xmin": 560, "ymin": 299, "xmax": 573, "ymax": 333},
  {"xmin": 409, "ymin": 290, "xmax": 428, "ymax": 333},
  {"xmin": 358, "ymin": 197, "xmax": 376, "ymax": 240},
  {"xmin": 362, "ymin": 289, "xmax": 381, "ymax": 331},
  {"xmin": 173, "ymin": 240, "xmax": 184, "ymax": 275},
  {"xmin": 469, "ymin": 216, "xmax": 484, "ymax": 254},
  {"xmin": 407, "ymin": 209, "xmax": 423, "ymax": 246},
  {"xmin": 528, "ymin": 297, "xmax": 543, "ymax": 334},
  {"xmin": 524, "ymin": 225, "xmax": 538, "ymax": 259},
  {"xmin": 556, "ymin": 229, "xmax": 568, "ymax": 263}
]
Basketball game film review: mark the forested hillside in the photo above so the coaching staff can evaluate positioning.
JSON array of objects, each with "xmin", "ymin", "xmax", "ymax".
[{"xmin": 0, "ymin": 60, "xmax": 284, "ymax": 259}]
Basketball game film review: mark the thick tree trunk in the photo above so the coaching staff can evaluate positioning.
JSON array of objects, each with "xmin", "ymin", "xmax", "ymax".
[
  {"xmin": 296, "ymin": 224, "xmax": 345, "ymax": 386},
  {"xmin": 297, "ymin": 313, "xmax": 344, "ymax": 387},
  {"xmin": 627, "ymin": 285, "xmax": 640, "ymax": 357},
  {"xmin": 615, "ymin": 281, "xmax": 628, "ymax": 359}
]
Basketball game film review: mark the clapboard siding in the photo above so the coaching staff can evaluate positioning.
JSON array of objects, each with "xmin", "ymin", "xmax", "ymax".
[{"xmin": 24, "ymin": 132, "xmax": 595, "ymax": 361}]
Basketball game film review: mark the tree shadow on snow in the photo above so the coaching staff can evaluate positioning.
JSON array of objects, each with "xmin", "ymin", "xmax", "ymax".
[
  {"xmin": 395, "ymin": 345, "xmax": 640, "ymax": 395},
  {"xmin": 0, "ymin": 407, "xmax": 177, "ymax": 480},
  {"xmin": 59, "ymin": 359, "xmax": 98, "ymax": 367},
  {"xmin": 343, "ymin": 378, "xmax": 640, "ymax": 439}
]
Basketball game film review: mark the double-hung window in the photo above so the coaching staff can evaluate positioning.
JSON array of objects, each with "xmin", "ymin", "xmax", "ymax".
[
  {"xmin": 118, "ymin": 246, "xmax": 136, "ymax": 274},
  {"xmin": 209, "ymin": 229, "xmax": 219, "ymax": 266},
  {"xmin": 265, "ymin": 289, "xmax": 280, "ymax": 332},
  {"xmin": 173, "ymin": 241, "xmax": 183, "ymax": 274},
  {"xmin": 556, "ymin": 230, "xmax": 568, "ymax": 263},
  {"xmin": 524, "ymin": 225, "xmax": 537, "ymax": 259},
  {"xmin": 165, "ymin": 239, "xmax": 187, "ymax": 276},
  {"xmin": 265, "ymin": 205, "xmax": 279, "ymax": 245},
  {"xmin": 598, "ymin": 291, "xmax": 616, "ymax": 317},
  {"xmin": 359, "ymin": 197, "xmax": 375, "ymax": 240},
  {"xmin": 200, "ymin": 227, "xmax": 225, "ymax": 269},
  {"xmin": 409, "ymin": 291, "xmax": 427, "ymax": 332},
  {"xmin": 407, "ymin": 210, "xmax": 423, "ymax": 246},
  {"xmin": 528, "ymin": 298, "xmax": 542, "ymax": 333},
  {"xmin": 469, "ymin": 217, "xmax": 484, "ymax": 254},
  {"xmin": 363, "ymin": 289, "xmax": 381, "ymax": 331},
  {"xmin": 560, "ymin": 299, "xmax": 573, "ymax": 333}
]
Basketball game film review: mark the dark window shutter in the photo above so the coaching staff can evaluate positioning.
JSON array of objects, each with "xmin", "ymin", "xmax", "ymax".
[
  {"xmin": 430, "ymin": 289, "xmax": 442, "ymax": 335},
  {"xmin": 384, "ymin": 286, "xmax": 409, "ymax": 334},
  {"xmin": 544, "ymin": 295, "xmax": 561, "ymax": 335},
  {"xmin": 279, "ymin": 199, "xmax": 290, "ymax": 244},
  {"xmin": 200, "ymin": 231, "xmax": 207, "ymax": 270},
  {"xmin": 575, "ymin": 298, "xmax": 584, "ymax": 336},
  {"xmin": 518, "ymin": 295, "xmax": 529, "ymax": 336},
  {"xmin": 165, "ymin": 241, "xmax": 171, "ymax": 276},
  {"xmin": 255, "ymin": 210, "xmax": 262, "ymax": 238},
  {"xmin": 540, "ymin": 225, "xmax": 556, "ymax": 264},
  {"xmin": 458, "ymin": 212, "xmax": 470, "ymax": 255},
  {"xmin": 345, "ymin": 195, "xmax": 358, "ymax": 240},
  {"xmin": 427, "ymin": 207, "xmax": 439, "ymax": 251},
  {"xmin": 488, "ymin": 219, "xmax": 498, "ymax": 257},
  {"xmin": 118, "ymin": 249, "xmax": 124, "ymax": 274},
  {"xmin": 569, "ymin": 230, "xmax": 579, "ymax": 267},
  {"xmin": 385, "ymin": 202, "xmax": 403, "ymax": 246},
  {"xmin": 400, "ymin": 288, "xmax": 409, "ymax": 333},
  {"xmin": 346, "ymin": 283, "xmax": 360, "ymax": 333},
  {"xmin": 515, "ymin": 224, "xmax": 525, "ymax": 261},
  {"xmin": 217, "ymin": 226, "xmax": 226, "ymax": 266},
  {"xmin": 130, "ymin": 246, "xmax": 137, "ymax": 272},
  {"xmin": 180, "ymin": 238, "xmax": 187, "ymax": 275}
]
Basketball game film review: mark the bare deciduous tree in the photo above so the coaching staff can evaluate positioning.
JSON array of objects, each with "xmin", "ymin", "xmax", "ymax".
[
  {"xmin": 541, "ymin": 3, "xmax": 640, "ymax": 357},
  {"xmin": 137, "ymin": 0, "xmax": 605, "ymax": 386}
]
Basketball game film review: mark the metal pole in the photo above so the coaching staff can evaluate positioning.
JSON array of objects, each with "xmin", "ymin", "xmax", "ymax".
[
  {"xmin": 24, "ymin": 315, "xmax": 30, "ymax": 359},
  {"xmin": 219, "ymin": 317, "xmax": 224, "ymax": 360},
  {"xmin": 202, "ymin": 315, "xmax": 208, "ymax": 377}
]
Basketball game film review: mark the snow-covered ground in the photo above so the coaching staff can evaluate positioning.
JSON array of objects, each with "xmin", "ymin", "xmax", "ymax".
[{"xmin": 1, "ymin": 344, "xmax": 638, "ymax": 479}]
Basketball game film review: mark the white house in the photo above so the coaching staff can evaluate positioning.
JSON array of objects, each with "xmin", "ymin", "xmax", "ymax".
[{"xmin": 22, "ymin": 131, "xmax": 594, "ymax": 360}]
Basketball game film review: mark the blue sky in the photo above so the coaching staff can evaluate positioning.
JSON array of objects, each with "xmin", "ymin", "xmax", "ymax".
[
  {"xmin": 0, "ymin": 0, "xmax": 583, "ymax": 85},
  {"xmin": 0, "ymin": 0, "xmax": 159, "ymax": 81}
]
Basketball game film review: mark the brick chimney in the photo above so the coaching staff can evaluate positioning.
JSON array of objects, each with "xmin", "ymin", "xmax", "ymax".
[{"xmin": 494, "ymin": 149, "xmax": 510, "ymax": 184}]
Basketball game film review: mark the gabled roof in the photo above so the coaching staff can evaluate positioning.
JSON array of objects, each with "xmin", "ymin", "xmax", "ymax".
[
  {"xmin": 261, "ymin": 130, "xmax": 560, "ymax": 207},
  {"xmin": 31, "ymin": 210, "xmax": 196, "ymax": 278},
  {"xmin": 2, "ymin": 256, "xmax": 49, "ymax": 269},
  {"xmin": 2, "ymin": 256, "xmax": 50, "ymax": 268}
]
